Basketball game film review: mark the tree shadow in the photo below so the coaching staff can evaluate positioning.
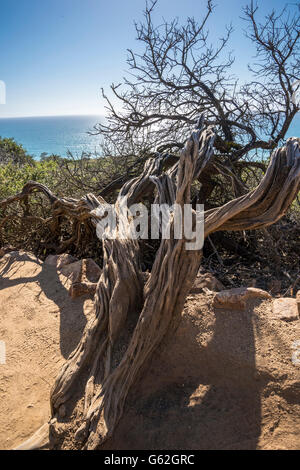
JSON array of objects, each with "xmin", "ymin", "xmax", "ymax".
[
  {"xmin": 0, "ymin": 252, "xmax": 89, "ymax": 358},
  {"xmin": 103, "ymin": 298, "xmax": 267, "ymax": 450}
]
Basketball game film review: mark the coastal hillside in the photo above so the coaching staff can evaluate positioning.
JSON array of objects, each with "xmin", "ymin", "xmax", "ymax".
[{"xmin": 1, "ymin": 0, "xmax": 299, "ymax": 453}]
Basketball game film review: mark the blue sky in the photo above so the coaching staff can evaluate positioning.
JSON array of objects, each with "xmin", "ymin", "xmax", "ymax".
[{"xmin": 0, "ymin": 0, "xmax": 290, "ymax": 118}]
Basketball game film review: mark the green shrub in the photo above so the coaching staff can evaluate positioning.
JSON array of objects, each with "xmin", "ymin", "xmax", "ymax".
[
  {"xmin": 0, "ymin": 136, "xmax": 34, "ymax": 166},
  {"xmin": 0, "ymin": 159, "xmax": 59, "ymax": 199}
]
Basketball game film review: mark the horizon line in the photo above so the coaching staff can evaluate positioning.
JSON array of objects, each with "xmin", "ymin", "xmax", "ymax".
[{"xmin": 0, "ymin": 113, "xmax": 105, "ymax": 120}]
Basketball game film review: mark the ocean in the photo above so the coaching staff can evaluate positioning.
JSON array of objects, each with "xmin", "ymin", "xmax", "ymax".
[
  {"xmin": 0, "ymin": 114, "xmax": 299, "ymax": 160},
  {"xmin": 0, "ymin": 115, "xmax": 103, "ymax": 159}
]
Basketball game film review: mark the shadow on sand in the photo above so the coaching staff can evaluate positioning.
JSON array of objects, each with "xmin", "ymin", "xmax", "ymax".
[
  {"xmin": 0, "ymin": 252, "xmax": 264, "ymax": 449},
  {"xmin": 103, "ymin": 298, "xmax": 265, "ymax": 450},
  {"xmin": 0, "ymin": 252, "xmax": 89, "ymax": 358}
]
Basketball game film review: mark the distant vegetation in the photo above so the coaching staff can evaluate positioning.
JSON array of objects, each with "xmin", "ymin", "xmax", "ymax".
[
  {"xmin": 0, "ymin": 137, "xmax": 59, "ymax": 199},
  {"xmin": 0, "ymin": 136, "xmax": 34, "ymax": 165},
  {"xmin": 0, "ymin": 136, "xmax": 147, "ymax": 202}
]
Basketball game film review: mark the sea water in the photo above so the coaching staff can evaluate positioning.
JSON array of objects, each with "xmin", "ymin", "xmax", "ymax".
[{"xmin": 0, "ymin": 114, "xmax": 103, "ymax": 158}]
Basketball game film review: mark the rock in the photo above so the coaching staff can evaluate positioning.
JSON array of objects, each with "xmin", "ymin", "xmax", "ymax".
[
  {"xmin": 60, "ymin": 259, "xmax": 102, "ymax": 298},
  {"xmin": 214, "ymin": 287, "xmax": 271, "ymax": 310},
  {"xmin": 191, "ymin": 272, "xmax": 224, "ymax": 294},
  {"xmin": 272, "ymin": 298, "xmax": 299, "ymax": 322},
  {"xmin": 60, "ymin": 258, "xmax": 101, "ymax": 283},
  {"xmin": 44, "ymin": 254, "xmax": 78, "ymax": 269},
  {"xmin": 44, "ymin": 256, "xmax": 101, "ymax": 299},
  {"xmin": 69, "ymin": 281, "xmax": 97, "ymax": 299}
]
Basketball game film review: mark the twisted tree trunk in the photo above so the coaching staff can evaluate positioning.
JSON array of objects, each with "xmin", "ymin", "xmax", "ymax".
[
  {"xmin": 48, "ymin": 120, "xmax": 215, "ymax": 449},
  {"xmin": 4, "ymin": 121, "xmax": 299, "ymax": 450}
]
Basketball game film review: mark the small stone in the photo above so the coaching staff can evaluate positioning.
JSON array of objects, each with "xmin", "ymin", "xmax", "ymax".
[
  {"xmin": 60, "ymin": 258, "xmax": 101, "ymax": 283},
  {"xmin": 191, "ymin": 272, "xmax": 224, "ymax": 294},
  {"xmin": 272, "ymin": 298, "xmax": 299, "ymax": 322},
  {"xmin": 214, "ymin": 287, "xmax": 271, "ymax": 310},
  {"xmin": 69, "ymin": 281, "xmax": 97, "ymax": 299},
  {"xmin": 60, "ymin": 258, "xmax": 101, "ymax": 298},
  {"xmin": 44, "ymin": 254, "xmax": 78, "ymax": 269}
]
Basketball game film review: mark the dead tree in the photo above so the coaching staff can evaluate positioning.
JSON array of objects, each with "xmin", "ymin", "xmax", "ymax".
[
  {"xmin": 91, "ymin": 0, "xmax": 300, "ymax": 202},
  {"xmin": 45, "ymin": 1, "xmax": 299, "ymax": 206},
  {"xmin": 2, "ymin": 119, "xmax": 299, "ymax": 450}
]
